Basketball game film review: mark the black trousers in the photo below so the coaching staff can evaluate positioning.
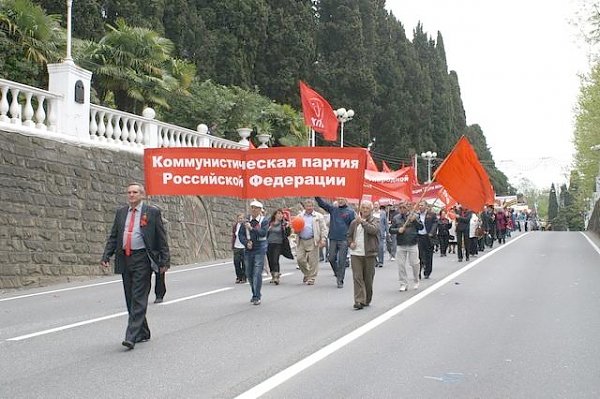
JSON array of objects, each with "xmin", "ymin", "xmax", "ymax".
[
  {"xmin": 122, "ymin": 251, "xmax": 152, "ymax": 342},
  {"xmin": 456, "ymin": 230, "xmax": 470, "ymax": 260},
  {"xmin": 267, "ymin": 242, "xmax": 282, "ymax": 273},
  {"xmin": 417, "ymin": 235, "xmax": 434, "ymax": 277},
  {"xmin": 154, "ymin": 270, "xmax": 166, "ymax": 299},
  {"xmin": 439, "ymin": 235, "xmax": 449, "ymax": 255},
  {"xmin": 233, "ymin": 248, "xmax": 245, "ymax": 279}
]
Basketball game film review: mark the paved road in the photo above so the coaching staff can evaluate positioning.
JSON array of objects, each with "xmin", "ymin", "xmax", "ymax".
[{"xmin": 1, "ymin": 231, "xmax": 599, "ymax": 398}]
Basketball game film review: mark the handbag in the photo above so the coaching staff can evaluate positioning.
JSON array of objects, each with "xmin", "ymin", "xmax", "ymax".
[
  {"xmin": 475, "ymin": 226, "xmax": 485, "ymax": 238},
  {"xmin": 281, "ymin": 237, "xmax": 294, "ymax": 260}
]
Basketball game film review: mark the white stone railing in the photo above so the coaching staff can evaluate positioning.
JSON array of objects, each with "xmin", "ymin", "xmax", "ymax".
[
  {"xmin": 89, "ymin": 105, "xmax": 246, "ymax": 151},
  {"xmin": 0, "ymin": 72, "xmax": 253, "ymax": 151},
  {"xmin": 0, "ymin": 78, "xmax": 61, "ymax": 132}
]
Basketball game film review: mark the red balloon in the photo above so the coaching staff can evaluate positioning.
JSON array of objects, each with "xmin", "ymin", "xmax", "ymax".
[{"xmin": 291, "ymin": 216, "xmax": 305, "ymax": 233}]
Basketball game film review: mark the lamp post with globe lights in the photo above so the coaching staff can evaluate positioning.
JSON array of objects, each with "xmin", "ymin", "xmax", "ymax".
[
  {"xmin": 335, "ymin": 108, "xmax": 354, "ymax": 148},
  {"xmin": 421, "ymin": 150, "xmax": 437, "ymax": 183}
]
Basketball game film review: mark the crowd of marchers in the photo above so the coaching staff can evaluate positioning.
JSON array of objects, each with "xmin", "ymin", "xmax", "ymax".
[{"xmin": 230, "ymin": 197, "xmax": 537, "ymax": 310}]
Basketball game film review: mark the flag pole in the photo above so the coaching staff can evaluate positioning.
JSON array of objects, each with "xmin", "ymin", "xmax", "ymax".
[{"xmin": 402, "ymin": 178, "xmax": 438, "ymax": 229}]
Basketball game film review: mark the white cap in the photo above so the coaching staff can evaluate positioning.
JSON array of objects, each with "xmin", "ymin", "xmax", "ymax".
[{"xmin": 250, "ymin": 200, "xmax": 263, "ymax": 208}]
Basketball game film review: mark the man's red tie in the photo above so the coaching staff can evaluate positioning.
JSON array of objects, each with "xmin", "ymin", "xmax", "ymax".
[{"xmin": 125, "ymin": 208, "xmax": 136, "ymax": 256}]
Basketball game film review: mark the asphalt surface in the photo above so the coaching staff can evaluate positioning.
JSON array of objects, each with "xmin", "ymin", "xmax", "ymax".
[{"xmin": 1, "ymin": 231, "xmax": 599, "ymax": 399}]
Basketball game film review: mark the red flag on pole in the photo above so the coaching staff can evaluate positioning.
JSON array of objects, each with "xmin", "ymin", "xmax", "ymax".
[
  {"xmin": 433, "ymin": 136, "xmax": 495, "ymax": 211},
  {"xmin": 382, "ymin": 161, "xmax": 392, "ymax": 173},
  {"xmin": 366, "ymin": 150, "xmax": 379, "ymax": 171},
  {"xmin": 299, "ymin": 81, "xmax": 339, "ymax": 141}
]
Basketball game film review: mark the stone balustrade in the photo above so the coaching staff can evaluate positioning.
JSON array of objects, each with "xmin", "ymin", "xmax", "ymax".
[
  {"xmin": 0, "ymin": 78, "xmax": 61, "ymax": 133},
  {"xmin": 1, "ymin": 73, "xmax": 250, "ymax": 152}
]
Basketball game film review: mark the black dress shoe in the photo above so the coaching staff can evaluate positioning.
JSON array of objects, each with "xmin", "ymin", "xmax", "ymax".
[
  {"xmin": 135, "ymin": 335, "xmax": 151, "ymax": 343},
  {"xmin": 154, "ymin": 297, "xmax": 163, "ymax": 304},
  {"xmin": 121, "ymin": 340, "xmax": 135, "ymax": 350},
  {"xmin": 353, "ymin": 303, "xmax": 364, "ymax": 310}
]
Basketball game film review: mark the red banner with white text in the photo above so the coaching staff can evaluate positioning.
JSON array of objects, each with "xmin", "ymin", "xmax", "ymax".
[
  {"xmin": 363, "ymin": 166, "xmax": 415, "ymax": 201},
  {"xmin": 144, "ymin": 147, "xmax": 366, "ymax": 199}
]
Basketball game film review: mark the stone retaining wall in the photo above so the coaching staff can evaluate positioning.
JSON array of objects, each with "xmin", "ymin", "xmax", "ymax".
[{"xmin": 0, "ymin": 130, "xmax": 299, "ymax": 289}]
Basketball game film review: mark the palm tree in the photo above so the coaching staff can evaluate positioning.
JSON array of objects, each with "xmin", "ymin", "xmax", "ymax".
[
  {"xmin": 76, "ymin": 18, "xmax": 195, "ymax": 114},
  {"xmin": 0, "ymin": 0, "xmax": 63, "ymax": 85}
]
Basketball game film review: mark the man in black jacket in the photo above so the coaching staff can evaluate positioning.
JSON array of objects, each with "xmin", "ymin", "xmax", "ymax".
[
  {"xmin": 416, "ymin": 201, "xmax": 438, "ymax": 279},
  {"xmin": 389, "ymin": 202, "xmax": 424, "ymax": 291},
  {"xmin": 101, "ymin": 183, "xmax": 170, "ymax": 350},
  {"xmin": 455, "ymin": 205, "xmax": 472, "ymax": 262}
]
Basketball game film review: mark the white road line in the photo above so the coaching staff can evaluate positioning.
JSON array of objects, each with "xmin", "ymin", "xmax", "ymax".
[
  {"xmin": 0, "ymin": 280, "xmax": 121, "ymax": 302},
  {"xmin": 6, "ymin": 286, "xmax": 233, "ymax": 341},
  {"xmin": 7, "ymin": 312, "xmax": 128, "ymax": 341},
  {"xmin": 159, "ymin": 287, "xmax": 233, "ymax": 305},
  {"xmin": 581, "ymin": 231, "xmax": 600, "ymax": 255},
  {"xmin": 235, "ymin": 234, "xmax": 527, "ymax": 399},
  {"xmin": 0, "ymin": 261, "xmax": 231, "ymax": 303}
]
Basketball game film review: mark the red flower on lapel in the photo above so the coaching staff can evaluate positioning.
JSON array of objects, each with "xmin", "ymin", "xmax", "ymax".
[{"xmin": 140, "ymin": 213, "xmax": 148, "ymax": 227}]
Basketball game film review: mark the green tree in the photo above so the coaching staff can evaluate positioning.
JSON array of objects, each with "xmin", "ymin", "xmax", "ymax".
[
  {"xmin": 565, "ymin": 170, "xmax": 585, "ymax": 230},
  {"xmin": 252, "ymin": 0, "xmax": 317, "ymax": 106},
  {"xmin": 312, "ymin": 0, "xmax": 378, "ymax": 147},
  {"xmin": 34, "ymin": 0, "xmax": 105, "ymax": 40},
  {"xmin": 0, "ymin": 0, "xmax": 63, "ymax": 85},
  {"xmin": 548, "ymin": 183, "xmax": 559, "ymax": 221},
  {"xmin": 159, "ymin": 79, "xmax": 308, "ymax": 146},
  {"xmin": 76, "ymin": 19, "xmax": 195, "ymax": 113}
]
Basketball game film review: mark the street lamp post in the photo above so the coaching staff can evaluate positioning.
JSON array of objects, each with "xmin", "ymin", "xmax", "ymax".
[
  {"xmin": 335, "ymin": 108, "xmax": 354, "ymax": 148},
  {"xmin": 421, "ymin": 150, "xmax": 437, "ymax": 183},
  {"xmin": 367, "ymin": 137, "xmax": 376, "ymax": 152}
]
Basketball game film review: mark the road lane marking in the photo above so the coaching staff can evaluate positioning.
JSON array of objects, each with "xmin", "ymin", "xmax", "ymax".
[
  {"xmin": 0, "ymin": 261, "xmax": 231, "ymax": 303},
  {"xmin": 581, "ymin": 232, "xmax": 600, "ymax": 255},
  {"xmin": 235, "ymin": 234, "xmax": 528, "ymax": 399},
  {"xmin": 6, "ymin": 286, "xmax": 233, "ymax": 341},
  {"xmin": 7, "ymin": 312, "xmax": 128, "ymax": 341},
  {"xmin": 159, "ymin": 287, "xmax": 233, "ymax": 305}
]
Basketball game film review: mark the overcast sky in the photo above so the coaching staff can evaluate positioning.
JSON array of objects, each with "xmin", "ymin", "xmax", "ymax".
[{"xmin": 386, "ymin": 0, "xmax": 591, "ymax": 189}]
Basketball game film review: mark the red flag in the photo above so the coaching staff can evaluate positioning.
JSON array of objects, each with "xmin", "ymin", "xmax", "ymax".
[
  {"xmin": 382, "ymin": 161, "xmax": 392, "ymax": 173},
  {"xmin": 433, "ymin": 136, "xmax": 495, "ymax": 211},
  {"xmin": 366, "ymin": 150, "xmax": 379, "ymax": 171},
  {"xmin": 363, "ymin": 166, "xmax": 415, "ymax": 201},
  {"xmin": 299, "ymin": 81, "xmax": 339, "ymax": 141}
]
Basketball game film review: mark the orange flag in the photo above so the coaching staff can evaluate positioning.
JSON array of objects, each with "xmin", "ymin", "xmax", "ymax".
[
  {"xmin": 433, "ymin": 136, "xmax": 495, "ymax": 211},
  {"xmin": 366, "ymin": 150, "xmax": 379, "ymax": 171},
  {"xmin": 299, "ymin": 81, "xmax": 339, "ymax": 141},
  {"xmin": 382, "ymin": 161, "xmax": 392, "ymax": 173}
]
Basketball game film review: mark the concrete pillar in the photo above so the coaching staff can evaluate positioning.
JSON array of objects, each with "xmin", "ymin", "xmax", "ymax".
[{"xmin": 47, "ymin": 61, "xmax": 92, "ymax": 141}]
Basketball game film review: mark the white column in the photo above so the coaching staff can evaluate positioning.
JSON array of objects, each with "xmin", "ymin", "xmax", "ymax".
[
  {"xmin": 142, "ymin": 107, "xmax": 158, "ymax": 147},
  {"xmin": 47, "ymin": 62, "xmax": 92, "ymax": 141}
]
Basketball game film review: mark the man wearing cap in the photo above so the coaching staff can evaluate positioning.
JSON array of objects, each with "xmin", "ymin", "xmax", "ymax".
[
  {"xmin": 238, "ymin": 200, "xmax": 269, "ymax": 305},
  {"xmin": 296, "ymin": 198, "xmax": 328, "ymax": 285},
  {"xmin": 315, "ymin": 196, "xmax": 355, "ymax": 288}
]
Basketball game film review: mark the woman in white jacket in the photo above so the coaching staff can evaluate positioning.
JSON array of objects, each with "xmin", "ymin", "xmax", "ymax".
[{"xmin": 468, "ymin": 212, "xmax": 481, "ymax": 257}]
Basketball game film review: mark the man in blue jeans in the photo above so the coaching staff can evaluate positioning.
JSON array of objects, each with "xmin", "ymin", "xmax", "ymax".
[
  {"xmin": 238, "ymin": 200, "xmax": 269, "ymax": 305},
  {"xmin": 315, "ymin": 196, "xmax": 355, "ymax": 288}
]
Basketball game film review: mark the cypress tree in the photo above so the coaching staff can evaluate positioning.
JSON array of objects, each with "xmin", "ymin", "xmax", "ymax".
[{"xmin": 548, "ymin": 183, "xmax": 559, "ymax": 221}]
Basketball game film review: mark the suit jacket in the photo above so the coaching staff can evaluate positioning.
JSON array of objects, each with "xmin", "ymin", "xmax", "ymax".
[
  {"xmin": 420, "ymin": 210, "xmax": 439, "ymax": 237},
  {"xmin": 347, "ymin": 215, "xmax": 380, "ymax": 257},
  {"xmin": 102, "ymin": 203, "xmax": 170, "ymax": 274}
]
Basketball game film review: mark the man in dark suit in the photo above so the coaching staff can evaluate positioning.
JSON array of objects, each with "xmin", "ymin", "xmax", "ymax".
[
  {"xmin": 101, "ymin": 182, "xmax": 170, "ymax": 350},
  {"xmin": 416, "ymin": 201, "xmax": 438, "ymax": 279}
]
